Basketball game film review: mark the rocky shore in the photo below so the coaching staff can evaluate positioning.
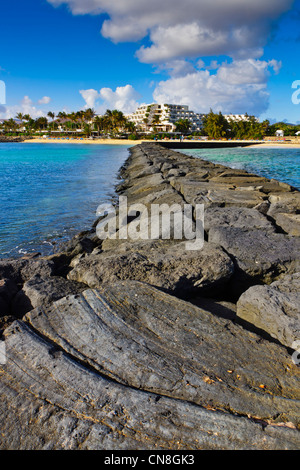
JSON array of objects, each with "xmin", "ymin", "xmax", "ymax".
[
  {"xmin": 0, "ymin": 142, "xmax": 299, "ymax": 450},
  {"xmin": 0, "ymin": 136, "xmax": 27, "ymax": 143}
]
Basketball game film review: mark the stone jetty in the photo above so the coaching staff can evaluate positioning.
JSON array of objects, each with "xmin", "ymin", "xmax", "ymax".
[
  {"xmin": 0, "ymin": 136, "xmax": 27, "ymax": 143},
  {"xmin": 0, "ymin": 142, "xmax": 299, "ymax": 450}
]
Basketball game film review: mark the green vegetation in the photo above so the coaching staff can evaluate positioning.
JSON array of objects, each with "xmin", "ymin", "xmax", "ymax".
[
  {"xmin": 265, "ymin": 122, "xmax": 300, "ymax": 137},
  {"xmin": 0, "ymin": 108, "xmax": 137, "ymax": 138},
  {"xmin": 1, "ymin": 106, "xmax": 300, "ymax": 140},
  {"xmin": 202, "ymin": 110, "xmax": 229, "ymax": 139},
  {"xmin": 174, "ymin": 119, "xmax": 192, "ymax": 134},
  {"xmin": 202, "ymin": 109, "xmax": 271, "ymax": 140}
]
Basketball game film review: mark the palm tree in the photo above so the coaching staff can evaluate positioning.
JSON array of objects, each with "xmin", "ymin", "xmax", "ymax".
[
  {"xmin": 47, "ymin": 111, "xmax": 56, "ymax": 132},
  {"xmin": 105, "ymin": 109, "xmax": 126, "ymax": 134},
  {"xmin": 84, "ymin": 108, "xmax": 96, "ymax": 123},
  {"xmin": 113, "ymin": 110, "xmax": 126, "ymax": 133},
  {"xmin": 23, "ymin": 114, "xmax": 33, "ymax": 134},
  {"xmin": 67, "ymin": 112, "xmax": 78, "ymax": 134},
  {"xmin": 125, "ymin": 120, "xmax": 136, "ymax": 135},
  {"xmin": 16, "ymin": 113, "xmax": 25, "ymax": 133},
  {"xmin": 151, "ymin": 114, "xmax": 161, "ymax": 131},
  {"xmin": 77, "ymin": 110, "xmax": 86, "ymax": 132},
  {"xmin": 104, "ymin": 109, "xmax": 113, "ymax": 130},
  {"xmin": 203, "ymin": 110, "xmax": 228, "ymax": 140},
  {"xmin": 57, "ymin": 111, "xmax": 67, "ymax": 120},
  {"xmin": 83, "ymin": 123, "xmax": 92, "ymax": 137},
  {"xmin": 35, "ymin": 117, "xmax": 48, "ymax": 131},
  {"xmin": 94, "ymin": 115, "xmax": 106, "ymax": 136},
  {"xmin": 5, "ymin": 118, "xmax": 18, "ymax": 133},
  {"xmin": 175, "ymin": 118, "xmax": 191, "ymax": 134}
]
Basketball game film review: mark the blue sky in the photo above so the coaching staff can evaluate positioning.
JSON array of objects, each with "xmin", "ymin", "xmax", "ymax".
[{"xmin": 0, "ymin": 0, "xmax": 300, "ymax": 122}]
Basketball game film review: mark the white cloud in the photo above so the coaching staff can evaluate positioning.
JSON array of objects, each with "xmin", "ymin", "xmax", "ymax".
[
  {"xmin": 47, "ymin": 0, "xmax": 291, "ymax": 117},
  {"xmin": 152, "ymin": 59, "xmax": 281, "ymax": 115},
  {"xmin": 37, "ymin": 96, "xmax": 51, "ymax": 105},
  {"xmin": 156, "ymin": 60, "xmax": 197, "ymax": 78},
  {"xmin": 79, "ymin": 89, "xmax": 100, "ymax": 109},
  {"xmin": 79, "ymin": 84, "xmax": 141, "ymax": 114},
  {"xmin": 99, "ymin": 84, "xmax": 141, "ymax": 114},
  {"xmin": 0, "ymin": 95, "xmax": 46, "ymax": 119},
  {"xmin": 47, "ymin": 0, "xmax": 293, "ymax": 62},
  {"xmin": 216, "ymin": 59, "xmax": 282, "ymax": 85}
]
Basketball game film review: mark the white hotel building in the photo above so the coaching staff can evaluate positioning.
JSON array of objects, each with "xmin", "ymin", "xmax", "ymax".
[{"xmin": 126, "ymin": 103, "xmax": 205, "ymax": 133}]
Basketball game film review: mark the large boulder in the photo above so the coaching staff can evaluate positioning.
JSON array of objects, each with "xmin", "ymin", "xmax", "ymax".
[
  {"xmin": 67, "ymin": 241, "xmax": 235, "ymax": 297},
  {"xmin": 237, "ymin": 273, "xmax": 300, "ymax": 349},
  {"xmin": 204, "ymin": 206, "xmax": 275, "ymax": 234},
  {"xmin": 24, "ymin": 281, "xmax": 300, "ymax": 427},
  {"xmin": 273, "ymin": 213, "xmax": 300, "ymax": 237},
  {"xmin": 209, "ymin": 227, "xmax": 300, "ymax": 296},
  {"xmin": 11, "ymin": 274, "xmax": 86, "ymax": 317},
  {"xmin": 0, "ymin": 257, "xmax": 55, "ymax": 285}
]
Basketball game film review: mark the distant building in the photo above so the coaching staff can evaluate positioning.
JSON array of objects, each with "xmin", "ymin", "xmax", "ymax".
[
  {"xmin": 276, "ymin": 129, "xmax": 284, "ymax": 137},
  {"xmin": 224, "ymin": 114, "xmax": 259, "ymax": 122},
  {"xmin": 126, "ymin": 103, "xmax": 205, "ymax": 133}
]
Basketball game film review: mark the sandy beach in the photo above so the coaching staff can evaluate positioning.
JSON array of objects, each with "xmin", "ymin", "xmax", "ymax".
[
  {"xmin": 247, "ymin": 142, "xmax": 300, "ymax": 148},
  {"xmin": 23, "ymin": 137, "xmax": 147, "ymax": 145},
  {"xmin": 23, "ymin": 137, "xmax": 300, "ymax": 148}
]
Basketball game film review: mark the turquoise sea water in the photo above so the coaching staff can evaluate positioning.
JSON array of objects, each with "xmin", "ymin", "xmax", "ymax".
[
  {"xmin": 180, "ymin": 146, "xmax": 300, "ymax": 190},
  {"xmin": 0, "ymin": 143, "xmax": 299, "ymax": 259},
  {"xmin": 0, "ymin": 143, "xmax": 133, "ymax": 258}
]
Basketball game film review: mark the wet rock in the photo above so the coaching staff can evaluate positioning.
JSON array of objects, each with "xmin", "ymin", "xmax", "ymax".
[{"xmin": 237, "ymin": 273, "xmax": 300, "ymax": 348}]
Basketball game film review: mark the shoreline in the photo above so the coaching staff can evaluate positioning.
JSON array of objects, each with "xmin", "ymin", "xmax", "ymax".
[
  {"xmin": 21, "ymin": 137, "xmax": 300, "ymax": 148},
  {"xmin": 22, "ymin": 137, "xmax": 145, "ymax": 145}
]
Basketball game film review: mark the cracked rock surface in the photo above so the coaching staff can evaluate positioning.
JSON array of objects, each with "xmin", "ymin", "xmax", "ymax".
[{"xmin": 1, "ymin": 282, "xmax": 300, "ymax": 450}]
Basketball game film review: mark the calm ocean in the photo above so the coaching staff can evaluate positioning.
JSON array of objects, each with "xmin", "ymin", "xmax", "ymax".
[
  {"xmin": 181, "ymin": 146, "xmax": 300, "ymax": 189},
  {"xmin": 0, "ymin": 143, "xmax": 134, "ymax": 258},
  {"xmin": 0, "ymin": 143, "xmax": 299, "ymax": 259}
]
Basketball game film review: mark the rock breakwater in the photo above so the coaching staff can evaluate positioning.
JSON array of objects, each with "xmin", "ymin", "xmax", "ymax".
[
  {"xmin": 0, "ymin": 136, "xmax": 27, "ymax": 143},
  {"xmin": 0, "ymin": 142, "xmax": 299, "ymax": 450}
]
